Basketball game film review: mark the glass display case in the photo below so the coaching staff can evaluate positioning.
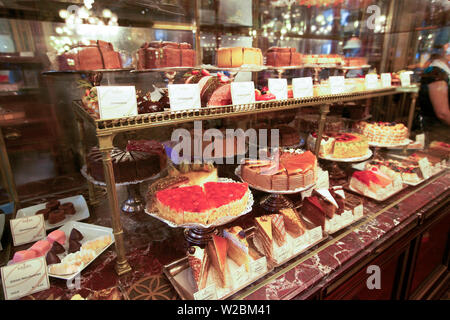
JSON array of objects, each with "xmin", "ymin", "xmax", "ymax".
[{"xmin": 0, "ymin": 0, "xmax": 448, "ymax": 301}]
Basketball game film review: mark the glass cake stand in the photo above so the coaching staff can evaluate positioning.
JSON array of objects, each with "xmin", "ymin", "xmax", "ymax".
[
  {"xmin": 81, "ymin": 165, "xmax": 165, "ymax": 216},
  {"xmin": 234, "ymin": 165, "xmax": 315, "ymax": 213},
  {"xmin": 144, "ymin": 178, "xmax": 254, "ymax": 247},
  {"xmin": 369, "ymin": 139, "xmax": 413, "ymax": 159}
]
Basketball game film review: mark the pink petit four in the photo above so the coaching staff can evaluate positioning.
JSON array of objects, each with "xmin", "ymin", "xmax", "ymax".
[
  {"xmin": 47, "ymin": 230, "xmax": 66, "ymax": 245},
  {"xmin": 13, "ymin": 250, "xmax": 38, "ymax": 263},
  {"xmin": 29, "ymin": 240, "xmax": 51, "ymax": 257}
]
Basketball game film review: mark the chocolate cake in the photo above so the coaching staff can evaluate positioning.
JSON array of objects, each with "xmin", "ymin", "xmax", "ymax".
[
  {"xmin": 86, "ymin": 141, "xmax": 167, "ymax": 183},
  {"xmin": 69, "ymin": 239, "xmax": 82, "ymax": 253},
  {"xmin": 50, "ymin": 241, "xmax": 66, "ymax": 255},
  {"xmin": 69, "ymin": 228, "xmax": 84, "ymax": 241},
  {"xmin": 265, "ymin": 47, "xmax": 302, "ymax": 67},
  {"xmin": 59, "ymin": 202, "xmax": 76, "ymax": 215},
  {"xmin": 301, "ymin": 196, "xmax": 326, "ymax": 227},
  {"xmin": 58, "ymin": 40, "xmax": 122, "ymax": 71},
  {"xmin": 46, "ymin": 200, "xmax": 60, "ymax": 211},
  {"xmin": 36, "ymin": 208, "xmax": 51, "ymax": 220},
  {"xmin": 48, "ymin": 209, "xmax": 65, "ymax": 225},
  {"xmin": 137, "ymin": 41, "xmax": 195, "ymax": 70},
  {"xmin": 46, "ymin": 251, "xmax": 61, "ymax": 265}
]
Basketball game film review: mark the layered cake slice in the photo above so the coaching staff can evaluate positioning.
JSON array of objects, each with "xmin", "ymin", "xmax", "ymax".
[
  {"xmin": 280, "ymin": 208, "xmax": 306, "ymax": 237},
  {"xmin": 254, "ymin": 216, "xmax": 273, "ymax": 260},
  {"xmin": 207, "ymin": 235, "xmax": 229, "ymax": 288},
  {"xmin": 349, "ymin": 169, "xmax": 396, "ymax": 199},
  {"xmin": 330, "ymin": 186, "xmax": 346, "ymax": 215},
  {"xmin": 223, "ymin": 226, "xmax": 250, "ymax": 271},
  {"xmin": 270, "ymin": 214, "xmax": 287, "ymax": 247},
  {"xmin": 301, "ymin": 196, "xmax": 326, "ymax": 227},
  {"xmin": 187, "ymin": 246, "xmax": 209, "ymax": 291},
  {"xmin": 312, "ymin": 189, "xmax": 339, "ymax": 218}
]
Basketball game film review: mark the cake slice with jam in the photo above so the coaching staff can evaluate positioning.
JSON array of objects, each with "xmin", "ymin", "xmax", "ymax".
[
  {"xmin": 207, "ymin": 235, "xmax": 229, "ymax": 288},
  {"xmin": 187, "ymin": 246, "xmax": 209, "ymax": 291},
  {"xmin": 223, "ymin": 226, "xmax": 249, "ymax": 271}
]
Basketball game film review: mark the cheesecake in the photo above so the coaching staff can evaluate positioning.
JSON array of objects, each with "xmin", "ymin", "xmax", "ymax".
[{"xmin": 223, "ymin": 226, "xmax": 249, "ymax": 271}]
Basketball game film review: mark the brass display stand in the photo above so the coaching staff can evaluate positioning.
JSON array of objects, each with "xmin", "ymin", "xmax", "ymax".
[{"xmin": 71, "ymin": 85, "xmax": 420, "ymax": 275}]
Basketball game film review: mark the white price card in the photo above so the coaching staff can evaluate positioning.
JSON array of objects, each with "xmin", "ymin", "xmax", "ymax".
[
  {"xmin": 193, "ymin": 284, "xmax": 218, "ymax": 300},
  {"xmin": 97, "ymin": 86, "xmax": 138, "ymax": 119},
  {"xmin": 231, "ymin": 81, "xmax": 255, "ymax": 105},
  {"xmin": 1, "ymin": 256, "xmax": 50, "ymax": 300},
  {"xmin": 249, "ymin": 257, "xmax": 267, "ymax": 277},
  {"xmin": 415, "ymin": 133, "xmax": 425, "ymax": 146},
  {"xmin": 292, "ymin": 233, "xmax": 309, "ymax": 254},
  {"xmin": 232, "ymin": 264, "xmax": 250, "ymax": 289},
  {"xmin": 329, "ymin": 76, "xmax": 345, "ymax": 94},
  {"xmin": 268, "ymin": 78, "xmax": 288, "ymax": 100},
  {"xmin": 274, "ymin": 242, "xmax": 291, "ymax": 263},
  {"xmin": 400, "ymin": 72, "xmax": 411, "ymax": 87},
  {"xmin": 353, "ymin": 204, "xmax": 364, "ymax": 220},
  {"xmin": 308, "ymin": 226, "xmax": 323, "ymax": 243},
  {"xmin": 168, "ymin": 84, "xmax": 201, "ymax": 111},
  {"xmin": 292, "ymin": 77, "xmax": 314, "ymax": 98},
  {"xmin": 365, "ymin": 74, "xmax": 378, "ymax": 90},
  {"xmin": 10, "ymin": 215, "xmax": 46, "ymax": 246},
  {"xmin": 381, "ymin": 73, "xmax": 392, "ymax": 88},
  {"xmin": 418, "ymin": 157, "xmax": 432, "ymax": 179}
]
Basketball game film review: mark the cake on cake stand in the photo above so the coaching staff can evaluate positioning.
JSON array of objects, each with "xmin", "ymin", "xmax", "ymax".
[
  {"xmin": 234, "ymin": 166, "xmax": 315, "ymax": 213},
  {"xmin": 144, "ymin": 178, "xmax": 254, "ymax": 247},
  {"xmin": 369, "ymin": 139, "xmax": 413, "ymax": 159},
  {"xmin": 319, "ymin": 150, "xmax": 373, "ymax": 180}
]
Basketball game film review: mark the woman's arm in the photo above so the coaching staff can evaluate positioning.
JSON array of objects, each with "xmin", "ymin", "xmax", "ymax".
[{"xmin": 428, "ymin": 80, "xmax": 450, "ymax": 125}]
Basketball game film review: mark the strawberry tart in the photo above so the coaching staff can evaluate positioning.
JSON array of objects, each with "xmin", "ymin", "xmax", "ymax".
[
  {"xmin": 349, "ymin": 167, "xmax": 402, "ymax": 200},
  {"xmin": 154, "ymin": 181, "xmax": 250, "ymax": 225}
]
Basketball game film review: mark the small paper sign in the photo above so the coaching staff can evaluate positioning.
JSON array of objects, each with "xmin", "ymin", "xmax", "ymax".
[
  {"xmin": 193, "ymin": 284, "xmax": 217, "ymax": 300},
  {"xmin": 268, "ymin": 78, "xmax": 288, "ymax": 100},
  {"xmin": 10, "ymin": 215, "xmax": 46, "ymax": 246},
  {"xmin": 416, "ymin": 133, "xmax": 425, "ymax": 146},
  {"xmin": 400, "ymin": 72, "xmax": 411, "ymax": 87},
  {"xmin": 329, "ymin": 76, "xmax": 345, "ymax": 94},
  {"xmin": 292, "ymin": 233, "xmax": 309, "ymax": 254},
  {"xmin": 353, "ymin": 204, "xmax": 364, "ymax": 219},
  {"xmin": 249, "ymin": 257, "xmax": 267, "ymax": 277},
  {"xmin": 341, "ymin": 210, "xmax": 354, "ymax": 225},
  {"xmin": 1, "ymin": 256, "xmax": 50, "ymax": 300},
  {"xmin": 274, "ymin": 242, "xmax": 291, "ymax": 263},
  {"xmin": 365, "ymin": 74, "xmax": 378, "ymax": 90},
  {"xmin": 168, "ymin": 84, "xmax": 201, "ymax": 111},
  {"xmin": 418, "ymin": 157, "xmax": 432, "ymax": 179},
  {"xmin": 308, "ymin": 226, "xmax": 322, "ymax": 243},
  {"xmin": 232, "ymin": 264, "xmax": 250, "ymax": 289},
  {"xmin": 231, "ymin": 81, "xmax": 255, "ymax": 105},
  {"xmin": 381, "ymin": 73, "xmax": 392, "ymax": 87},
  {"xmin": 97, "ymin": 86, "xmax": 138, "ymax": 119},
  {"xmin": 292, "ymin": 77, "xmax": 314, "ymax": 98}
]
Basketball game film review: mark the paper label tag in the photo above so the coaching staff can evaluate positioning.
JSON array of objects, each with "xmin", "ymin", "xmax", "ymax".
[
  {"xmin": 1, "ymin": 256, "xmax": 50, "ymax": 300},
  {"xmin": 353, "ymin": 204, "xmax": 364, "ymax": 220},
  {"xmin": 168, "ymin": 84, "xmax": 201, "ymax": 111},
  {"xmin": 400, "ymin": 73, "xmax": 411, "ymax": 87},
  {"xmin": 308, "ymin": 226, "xmax": 323, "ymax": 243},
  {"xmin": 249, "ymin": 257, "xmax": 267, "ymax": 277},
  {"xmin": 365, "ymin": 74, "xmax": 378, "ymax": 90},
  {"xmin": 292, "ymin": 233, "xmax": 309, "ymax": 253},
  {"xmin": 341, "ymin": 210, "xmax": 354, "ymax": 225},
  {"xmin": 97, "ymin": 86, "xmax": 138, "ymax": 119},
  {"xmin": 292, "ymin": 77, "xmax": 314, "ymax": 98},
  {"xmin": 232, "ymin": 264, "xmax": 250, "ymax": 289},
  {"xmin": 329, "ymin": 76, "xmax": 345, "ymax": 94},
  {"xmin": 10, "ymin": 215, "xmax": 46, "ymax": 246},
  {"xmin": 193, "ymin": 284, "xmax": 217, "ymax": 300},
  {"xmin": 416, "ymin": 133, "xmax": 425, "ymax": 146},
  {"xmin": 274, "ymin": 242, "xmax": 291, "ymax": 263},
  {"xmin": 231, "ymin": 81, "xmax": 255, "ymax": 105},
  {"xmin": 268, "ymin": 78, "xmax": 288, "ymax": 100},
  {"xmin": 381, "ymin": 73, "xmax": 392, "ymax": 87},
  {"xmin": 418, "ymin": 157, "xmax": 432, "ymax": 179}
]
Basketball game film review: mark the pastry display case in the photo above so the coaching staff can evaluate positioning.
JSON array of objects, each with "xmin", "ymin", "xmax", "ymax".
[{"xmin": 0, "ymin": 0, "xmax": 448, "ymax": 301}]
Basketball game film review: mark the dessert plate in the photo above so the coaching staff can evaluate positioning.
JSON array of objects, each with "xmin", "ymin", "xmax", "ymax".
[
  {"xmin": 145, "ymin": 178, "xmax": 254, "ymax": 229},
  {"xmin": 368, "ymin": 139, "xmax": 413, "ymax": 148},
  {"xmin": 47, "ymin": 221, "xmax": 114, "ymax": 281},
  {"xmin": 16, "ymin": 195, "xmax": 90, "ymax": 231},
  {"xmin": 319, "ymin": 149, "xmax": 373, "ymax": 162},
  {"xmin": 235, "ymin": 166, "xmax": 316, "ymax": 194}
]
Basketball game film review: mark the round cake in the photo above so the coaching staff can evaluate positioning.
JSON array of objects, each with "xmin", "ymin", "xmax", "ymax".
[
  {"xmin": 355, "ymin": 121, "xmax": 408, "ymax": 145},
  {"xmin": 86, "ymin": 141, "xmax": 167, "ymax": 184},
  {"xmin": 240, "ymin": 150, "xmax": 317, "ymax": 191},
  {"xmin": 298, "ymin": 114, "xmax": 344, "ymax": 133},
  {"xmin": 251, "ymin": 124, "xmax": 300, "ymax": 147},
  {"xmin": 307, "ymin": 132, "xmax": 369, "ymax": 159}
]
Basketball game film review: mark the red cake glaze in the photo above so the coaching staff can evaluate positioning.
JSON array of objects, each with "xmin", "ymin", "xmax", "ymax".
[
  {"xmin": 156, "ymin": 186, "xmax": 211, "ymax": 213},
  {"xmin": 353, "ymin": 171, "xmax": 380, "ymax": 186},
  {"xmin": 203, "ymin": 182, "xmax": 248, "ymax": 207}
]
